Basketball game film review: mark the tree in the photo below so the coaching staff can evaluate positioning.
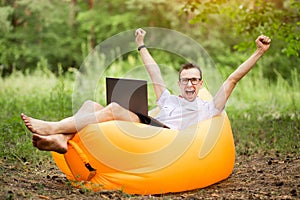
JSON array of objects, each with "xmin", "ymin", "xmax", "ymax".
[
  {"xmin": 0, "ymin": 0, "xmax": 81, "ymax": 74},
  {"xmin": 182, "ymin": 0, "xmax": 300, "ymax": 57}
]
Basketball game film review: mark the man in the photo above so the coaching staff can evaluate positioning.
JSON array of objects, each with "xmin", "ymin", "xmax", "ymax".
[{"xmin": 21, "ymin": 28, "xmax": 271, "ymax": 154}]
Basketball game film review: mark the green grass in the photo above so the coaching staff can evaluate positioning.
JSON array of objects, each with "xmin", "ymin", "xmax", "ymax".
[
  {"xmin": 0, "ymin": 61, "xmax": 299, "ymax": 165},
  {"xmin": 0, "ymin": 69, "xmax": 74, "ymax": 163},
  {"xmin": 225, "ymin": 66, "xmax": 299, "ymax": 155}
]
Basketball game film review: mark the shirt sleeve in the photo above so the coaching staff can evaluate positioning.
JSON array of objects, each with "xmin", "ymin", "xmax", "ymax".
[{"xmin": 156, "ymin": 89, "xmax": 171, "ymax": 108}]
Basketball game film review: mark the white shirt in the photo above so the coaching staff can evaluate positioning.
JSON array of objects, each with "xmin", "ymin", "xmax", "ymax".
[{"xmin": 155, "ymin": 89, "xmax": 222, "ymax": 130}]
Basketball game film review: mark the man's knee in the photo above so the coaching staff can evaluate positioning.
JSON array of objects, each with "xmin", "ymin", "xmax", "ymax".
[
  {"xmin": 106, "ymin": 102, "xmax": 135, "ymax": 120},
  {"xmin": 100, "ymin": 102, "xmax": 120, "ymax": 120},
  {"xmin": 82, "ymin": 100, "xmax": 95, "ymax": 107},
  {"xmin": 107, "ymin": 102, "xmax": 123, "ymax": 112},
  {"xmin": 82, "ymin": 100, "xmax": 102, "ymax": 110}
]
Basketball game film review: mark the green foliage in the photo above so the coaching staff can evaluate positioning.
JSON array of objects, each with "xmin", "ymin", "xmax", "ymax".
[
  {"xmin": 181, "ymin": 0, "xmax": 300, "ymax": 81},
  {"xmin": 181, "ymin": 0, "xmax": 228, "ymax": 23},
  {"xmin": 231, "ymin": 0, "xmax": 299, "ymax": 57},
  {"xmin": 0, "ymin": 0, "xmax": 298, "ymax": 85},
  {"xmin": 77, "ymin": 0, "xmax": 136, "ymax": 43},
  {"xmin": 182, "ymin": 0, "xmax": 300, "ymax": 57},
  {"xmin": 0, "ymin": 6, "xmax": 13, "ymax": 33},
  {"xmin": 126, "ymin": 0, "xmax": 184, "ymax": 27},
  {"xmin": 0, "ymin": 0, "xmax": 80, "ymax": 74}
]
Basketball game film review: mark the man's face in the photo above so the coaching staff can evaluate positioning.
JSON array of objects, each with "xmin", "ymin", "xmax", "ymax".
[{"xmin": 178, "ymin": 68, "xmax": 203, "ymax": 102}]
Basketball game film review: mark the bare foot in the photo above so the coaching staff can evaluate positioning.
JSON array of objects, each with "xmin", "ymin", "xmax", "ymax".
[
  {"xmin": 21, "ymin": 113, "xmax": 57, "ymax": 135},
  {"xmin": 32, "ymin": 134, "xmax": 72, "ymax": 154}
]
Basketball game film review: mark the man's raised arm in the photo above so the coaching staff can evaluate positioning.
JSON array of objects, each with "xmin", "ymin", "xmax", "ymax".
[
  {"xmin": 213, "ymin": 35, "xmax": 271, "ymax": 111},
  {"xmin": 135, "ymin": 28, "xmax": 165, "ymax": 100}
]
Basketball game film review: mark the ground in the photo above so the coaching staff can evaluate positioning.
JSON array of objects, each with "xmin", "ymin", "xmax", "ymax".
[{"xmin": 1, "ymin": 152, "xmax": 299, "ymax": 200}]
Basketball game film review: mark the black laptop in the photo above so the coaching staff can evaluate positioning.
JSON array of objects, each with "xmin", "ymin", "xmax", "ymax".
[{"xmin": 106, "ymin": 77, "xmax": 168, "ymax": 128}]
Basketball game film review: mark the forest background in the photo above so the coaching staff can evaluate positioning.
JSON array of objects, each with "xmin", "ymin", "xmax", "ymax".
[
  {"xmin": 0, "ymin": 0, "xmax": 299, "ymax": 77},
  {"xmin": 0, "ymin": 0, "xmax": 299, "ymax": 199}
]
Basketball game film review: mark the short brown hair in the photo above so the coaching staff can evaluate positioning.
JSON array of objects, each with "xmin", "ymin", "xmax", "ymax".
[{"xmin": 178, "ymin": 63, "xmax": 202, "ymax": 80}]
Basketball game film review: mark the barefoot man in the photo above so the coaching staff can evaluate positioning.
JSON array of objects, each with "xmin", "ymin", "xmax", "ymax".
[{"xmin": 21, "ymin": 28, "xmax": 271, "ymax": 154}]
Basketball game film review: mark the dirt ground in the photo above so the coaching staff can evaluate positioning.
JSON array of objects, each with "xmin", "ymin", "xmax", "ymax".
[{"xmin": 1, "ymin": 152, "xmax": 299, "ymax": 200}]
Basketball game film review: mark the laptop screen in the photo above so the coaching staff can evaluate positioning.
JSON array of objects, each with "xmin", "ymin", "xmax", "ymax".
[{"xmin": 106, "ymin": 77, "xmax": 148, "ymax": 116}]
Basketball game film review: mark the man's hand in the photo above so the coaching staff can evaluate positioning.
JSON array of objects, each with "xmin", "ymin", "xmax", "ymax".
[
  {"xmin": 256, "ymin": 35, "xmax": 271, "ymax": 54},
  {"xmin": 135, "ymin": 28, "xmax": 146, "ymax": 46}
]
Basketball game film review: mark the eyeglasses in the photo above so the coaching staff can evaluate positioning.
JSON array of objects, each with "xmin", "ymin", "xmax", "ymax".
[{"xmin": 180, "ymin": 78, "xmax": 202, "ymax": 85}]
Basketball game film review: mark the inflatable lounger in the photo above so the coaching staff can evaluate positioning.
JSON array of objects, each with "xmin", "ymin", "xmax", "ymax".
[{"xmin": 51, "ymin": 88, "xmax": 235, "ymax": 194}]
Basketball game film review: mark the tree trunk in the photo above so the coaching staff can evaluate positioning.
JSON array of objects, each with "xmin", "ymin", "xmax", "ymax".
[{"xmin": 88, "ymin": 0, "xmax": 95, "ymax": 49}]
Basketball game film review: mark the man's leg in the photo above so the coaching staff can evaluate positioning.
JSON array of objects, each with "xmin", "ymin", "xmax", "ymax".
[
  {"xmin": 73, "ymin": 102, "xmax": 140, "ymax": 131},
  {"xmin": 23, "ymin": 101, "xmax": 140, "ymax": 154},
  {"xmin": 21, "ymin": 100, "xmax": 104, "ymax": 135}
]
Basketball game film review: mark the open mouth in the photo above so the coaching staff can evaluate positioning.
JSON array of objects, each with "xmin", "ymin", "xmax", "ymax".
[{"xmin": 185, "ymin": 89, "xmax": 195, "ymax": 96}]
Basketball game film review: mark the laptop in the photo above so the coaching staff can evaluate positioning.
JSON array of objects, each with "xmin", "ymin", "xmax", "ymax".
[{"xmin": 106, "ymin": 77, "xmax": 169, "ymax": 128}]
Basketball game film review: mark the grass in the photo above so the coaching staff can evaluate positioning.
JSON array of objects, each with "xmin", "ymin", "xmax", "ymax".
[
  {"xmin": 0, "ymin": 68, "xmax": 73, "ymax": 163},
  {"xmin": 0, "ymin": 60, "xmax": 299, "ymax": 165},
  {"xmin": 225, "ymin": 66, "xmax": 299, "ymax": 154}
]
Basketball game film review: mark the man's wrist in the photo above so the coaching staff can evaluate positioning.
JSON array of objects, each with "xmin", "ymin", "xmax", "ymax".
[
  {"xmin": 138, "ymin": 44, "xmax": 146, "ymax": 51},
  {"xmin": 254, "ymin": 48, "xmax": 265, "ymax": 57}
]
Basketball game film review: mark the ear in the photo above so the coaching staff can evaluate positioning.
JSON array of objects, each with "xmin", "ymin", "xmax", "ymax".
[
  {"xmin": 178, "ymin": 80, "xmax": 181, "ymax": 87},
  {"xmin": 199, "ymin": 80, "xmax": 204, "ymax": 87}
]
